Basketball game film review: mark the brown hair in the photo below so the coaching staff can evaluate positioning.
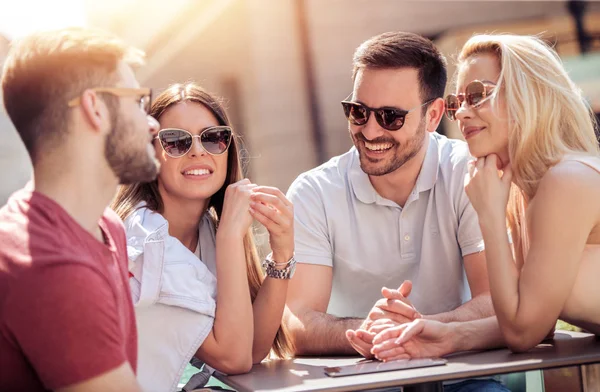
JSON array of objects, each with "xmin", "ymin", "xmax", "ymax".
[
  {"xmin": 352, "ymin": 31, "xmax": 447, "ymax": 104},
  {"xmin": 111, "ymin": 82, "xmax": 293, "ymax": 358},
  {"xmin": 1, "ymin": 27, "xmax": 144, "ymax": 163}
]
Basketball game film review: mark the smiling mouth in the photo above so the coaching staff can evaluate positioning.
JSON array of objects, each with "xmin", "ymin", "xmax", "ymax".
[
  {"xmin": 464, "ymin": 127, "xmax": 485, "ymax": 139},
  {"xmin": 364, "ymin": 141, "xmax": 394, "ymax": 152},
  {"xmin": 183, "ymin": 169, "xmax": 211, "ymax": 176}
]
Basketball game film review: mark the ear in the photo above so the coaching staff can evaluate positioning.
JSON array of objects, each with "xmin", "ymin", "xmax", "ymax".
[
  {"xmin": 79, "ymin": 90, "xmax": 109, "ymax": 134},
  {"xmin": 425, "ymin": 97, "xmax": 445, "ymax": 133}
]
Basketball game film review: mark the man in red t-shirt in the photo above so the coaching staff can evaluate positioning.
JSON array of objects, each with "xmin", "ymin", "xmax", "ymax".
[{"xmin": 0, "ymin": 28, "xmax": 160, "ymax": 391}]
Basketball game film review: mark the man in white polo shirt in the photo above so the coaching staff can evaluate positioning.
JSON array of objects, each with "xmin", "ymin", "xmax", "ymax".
[{"xmin": 284, "ymin": 32, "xmax": 507, "ymax": 392}]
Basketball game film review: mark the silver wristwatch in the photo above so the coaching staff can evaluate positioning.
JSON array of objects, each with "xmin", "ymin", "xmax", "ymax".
[{"xmin": 262, "ymin": 253, "xmax": 297, "ymax": 279}]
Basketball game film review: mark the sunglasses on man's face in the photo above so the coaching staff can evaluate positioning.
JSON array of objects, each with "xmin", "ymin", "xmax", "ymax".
[
  {"xmin": 155, "ymin": 126, "xmax": 232, "ymax": 158},
  {"xmin": 445, "ymin": 80, "xmax": 495, "ymax": 121},
  {"xmin": 341, "ymin": 95, "xmax": 434, "ymax": 131}
]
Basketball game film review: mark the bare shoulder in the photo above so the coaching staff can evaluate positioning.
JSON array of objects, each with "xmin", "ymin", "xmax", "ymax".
[
  {"xmin": 534, "ymin": 159, "xmax": 600, "ymax": 215},
  {"xmin": 525, "ymin": 160, "xmax": 600, "ymax": 245},
  {"xmin": 543, "ymin": 159, "xmax": 600, "ymax": 190}
]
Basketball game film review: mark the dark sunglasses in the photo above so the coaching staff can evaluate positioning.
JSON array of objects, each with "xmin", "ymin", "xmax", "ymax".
[
  {"xmin": 341, "ymin": 95, "xmax": 434, "ymax": 131},
  {"xmin": 155, "ymin": 126, "xmax": 232, "ymax": 158},
  {"xmin": 445, "ymin": 80, "xmax": 495, "ymax": 121}
]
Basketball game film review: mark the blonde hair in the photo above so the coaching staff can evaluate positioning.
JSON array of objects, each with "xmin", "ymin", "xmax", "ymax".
[
  {"xmin": 457, "ymin": 34, "xmax": 599, "ymax": 264},
  {"xmin": 111, "ymin": 82, "xmax": 294, "ymax": 358},
  {"xmin": 2, "ymin": 27, "xmax": 144, "ymax": 163}
]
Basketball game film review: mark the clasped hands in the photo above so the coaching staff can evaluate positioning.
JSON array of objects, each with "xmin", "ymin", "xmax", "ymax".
[{"xmin": 346, "ymin": 280, "xmax": 452, "ymax": 362}]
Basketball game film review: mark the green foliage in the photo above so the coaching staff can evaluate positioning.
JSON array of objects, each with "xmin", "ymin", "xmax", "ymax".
[{"xmin": 556, "ymin": 320, "xmax": 581, "ymax": 332}]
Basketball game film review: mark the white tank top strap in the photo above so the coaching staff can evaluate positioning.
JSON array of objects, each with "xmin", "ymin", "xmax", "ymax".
[{"xmin": 562, "ymin": 154, "xmax": 600, "ymax": 174}]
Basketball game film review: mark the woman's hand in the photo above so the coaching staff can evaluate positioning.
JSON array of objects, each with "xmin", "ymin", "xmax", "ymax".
[
  {"xmin": 249, "ymin": 186, "xmax": 294, "ymax": 261},
  {"xmin": 464, "ymin": 154, "xmax": 513, "ymax": 225},
  {"xmin": 218, "ymin": 179, "xmax": 257, "ymax": 238},
  {"xmin": 371, "ymin": 319, "xmax": 453, "ymax": 361}
]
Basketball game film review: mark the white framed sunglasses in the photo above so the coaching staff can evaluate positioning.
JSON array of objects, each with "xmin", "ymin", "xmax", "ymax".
[{"xmin": 155, "ymin": 126, "xmax": 232, "ymax": 158}]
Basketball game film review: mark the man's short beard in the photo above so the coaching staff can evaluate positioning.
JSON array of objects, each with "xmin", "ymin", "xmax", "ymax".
[
  {"xmin": 103, "ymin": 98, "xmax": 158, "ymax": 184},
  {"xmin": 353, "ymin": 118, "xmax": 427, "ymax": 177}
]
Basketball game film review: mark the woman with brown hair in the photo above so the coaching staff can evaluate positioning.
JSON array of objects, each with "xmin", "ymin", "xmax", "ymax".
[{"xmin": 111, "ymin": 82, "xmax": 295, "ymax": 391}]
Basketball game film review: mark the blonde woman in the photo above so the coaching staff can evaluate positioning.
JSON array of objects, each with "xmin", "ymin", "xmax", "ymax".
[
  {"xmin": 370, "ymin": 34, "xmax": 600, "ymax": 358},
  {"xmin": 111, "ymin": 82, "xmax": 295, "ymax": 391}
]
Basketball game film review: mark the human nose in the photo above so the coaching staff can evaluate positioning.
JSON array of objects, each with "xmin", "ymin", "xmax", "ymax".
[
  {"xmin": 360, "ymin": 111, "xmax": 386, "ymax": 140},
  {"xmin": 188, "ymin": 136, "xmax": 207, "ymax": 157},
  {"xmin": 454, "ymin": 99, "xmax": 474, "ymax": 122}
]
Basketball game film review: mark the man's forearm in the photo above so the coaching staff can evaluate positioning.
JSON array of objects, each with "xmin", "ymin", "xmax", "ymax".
[
  {"xmin": 427, "ymin": 293, "xmax": 494, "ymax": 323},
  {"xmin": 448, "ymin": 316, "xmax": 505, "ymax": 353},
  {"xmin": 286, "ymin": 308, "xmax": 362, "ymax": 355}
]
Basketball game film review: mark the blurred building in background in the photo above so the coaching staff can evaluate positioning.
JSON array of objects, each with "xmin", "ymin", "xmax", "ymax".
[
  {"xmin": 1, "ymin": 0, "xmax": 599, "ymax": 205},
  {"xmin": 89, "ymin": 0, "xmax": 600, "ymax": 192}
]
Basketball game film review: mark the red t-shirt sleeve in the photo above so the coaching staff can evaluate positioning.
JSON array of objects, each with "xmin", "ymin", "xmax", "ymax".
[{"xmin": 3, "ymin": 263, "xmax": 130, "ymax": 389}]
